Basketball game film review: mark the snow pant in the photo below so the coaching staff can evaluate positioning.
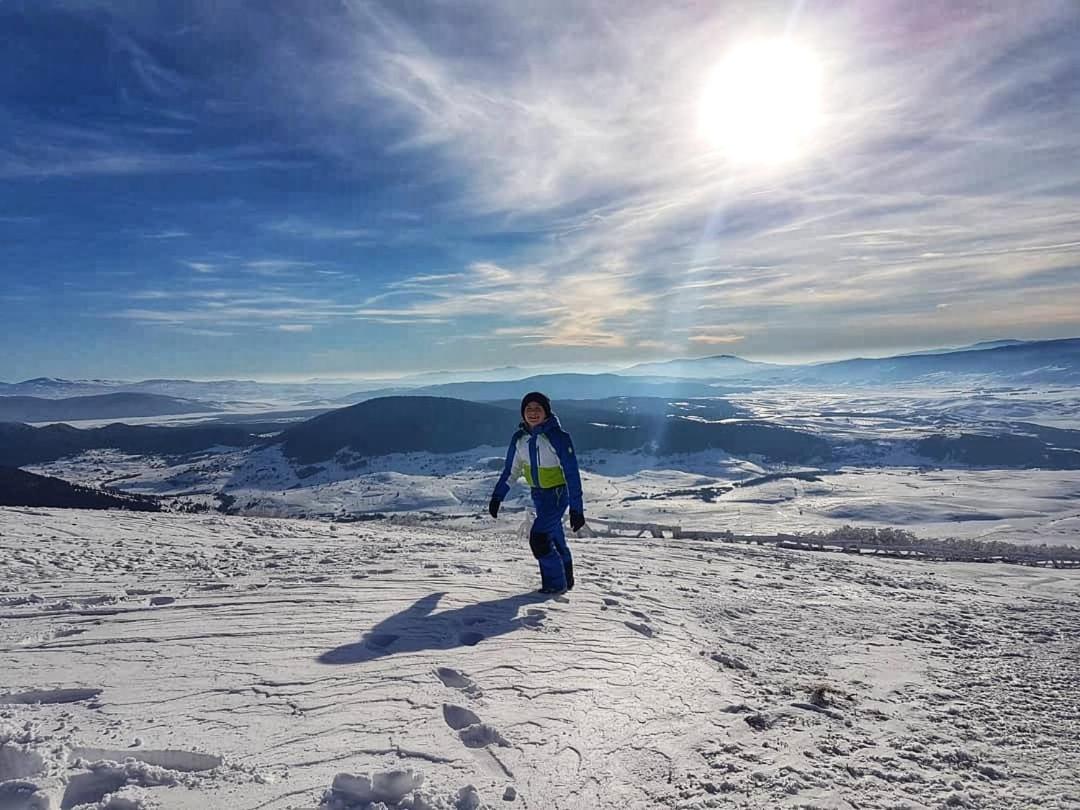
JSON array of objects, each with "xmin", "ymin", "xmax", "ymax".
[{"xmin": 529, "ymin": 485, "xmax": 573, "ymax": 591}]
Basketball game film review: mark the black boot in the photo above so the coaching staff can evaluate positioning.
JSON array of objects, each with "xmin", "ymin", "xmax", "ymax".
[{"xmin": 564, "ymin": 561, "xmax": 575, "ymax": 590}]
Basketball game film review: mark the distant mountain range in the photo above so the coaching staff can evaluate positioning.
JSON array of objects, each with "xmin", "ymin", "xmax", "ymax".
[
  {"xmin": 0, "ymin": 393, "xmax": 222, "ymax": 423},
  {"xmin": 334, "ymin": 339, "xmax": 1080, "ymax": 402},
  {"xmin": 901, "ymin": 339, "xmax": 1031, "ymax": 356},
  {"xmin": 3, "ymin": 338, "xmax": 1077, "ymax": 413},
  {"xmin": 348, "ymin": 373, "xmax": 727, "ymax": 405},
  {"xmin": 617, "ymin": 354, "xmax": 777, "ymax": 378},
  {"xmin": 0, "ymin": 377, "xmax": 372, "ymax": 403},
  {"xmin": 789, "ymin": 338, "xmax": 1080, "ymax": 385},
  {"xmin": 0, "ymin": 467, "xmax": 160, "ymax": 510}
]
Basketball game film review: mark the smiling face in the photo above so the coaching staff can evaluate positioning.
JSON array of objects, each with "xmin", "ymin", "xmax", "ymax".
[{"xmin": 523, "ymin": 401, "xmax": 547, "ymax": 427}]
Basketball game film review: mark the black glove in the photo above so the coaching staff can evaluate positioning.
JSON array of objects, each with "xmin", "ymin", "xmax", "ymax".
[
  {"xmin": 569, "ymin": 509, "xmax": 585, "ymax": 532},
  {"xmin": 488, "ymin": 496, "xmax": 501, "ymax": 519}
]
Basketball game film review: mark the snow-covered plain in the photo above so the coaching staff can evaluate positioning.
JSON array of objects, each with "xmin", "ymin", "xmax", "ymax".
[
  {"xmin": 2, "ymin": 507, "xmax": 1078, "ymax": 809},
  {"xmin": 725, "ymin": 384, "xmax": 1080, "ymax": 434},
  {"xmin": 27, "ymin": 443, "xmax": 1080, "ymax": 549}
]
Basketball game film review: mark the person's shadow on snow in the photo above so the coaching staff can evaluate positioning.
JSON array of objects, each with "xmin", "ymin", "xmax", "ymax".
[{"xmin": 317, "ymin": 591, "xmax": 550, "ymax": 664}]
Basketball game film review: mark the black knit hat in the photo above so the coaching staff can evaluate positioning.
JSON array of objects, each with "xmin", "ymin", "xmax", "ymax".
[{"xmin": 520, "ymin": 391, "xmax": 552, "ymax": 419}]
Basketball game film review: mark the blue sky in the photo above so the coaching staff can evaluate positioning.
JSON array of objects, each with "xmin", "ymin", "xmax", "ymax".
[{"xmin": 2, "ymin": 0, "xmax": 1079, "ymax": 381}]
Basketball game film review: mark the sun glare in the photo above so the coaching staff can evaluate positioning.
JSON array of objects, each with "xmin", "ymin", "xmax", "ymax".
[{"xmin": 699, "ymin": 39, "xmax": 824, "ymax": 166}]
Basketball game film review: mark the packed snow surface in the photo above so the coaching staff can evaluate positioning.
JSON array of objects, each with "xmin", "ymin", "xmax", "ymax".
[{"xmin": 2, "ymin": 507, "xmax": 1078, "ymax": 809}]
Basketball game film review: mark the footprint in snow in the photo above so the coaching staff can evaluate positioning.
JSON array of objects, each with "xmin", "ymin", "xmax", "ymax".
[
  {"xmin": 435, "ymin": 667, "xmax": 478, "ymax": 693},
  {"xmin": 62, "ymin": 747, "xmax": 222, "ymax": 809},
  {"xmin": 459, "ymin": 724, "xmax": 510, "ymax": 748},
  {"xmin": 625, "ymin": 621, "xmax": 654, "ymax": 638},
  {"xmin": 442, "ymin": 703, "xmax": 481, "ymax": 730},
  {"xmin": 442, "ymin": 704, "xmax": 510, "ymax": 749},
  {"xmin": 0, "ymin": 688, "xmax": 102, "ymax": 706},
  {"xmin": 71, "ymin": 747, "xmax": 223, "ymax": 773}
]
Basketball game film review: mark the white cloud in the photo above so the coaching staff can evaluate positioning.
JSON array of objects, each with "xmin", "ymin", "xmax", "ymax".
[
  {"xmin": 174, "ymin": 327, "xmax": 234, "ymax": 337},
  {"xmin": 688, "ymin": 333, "xmax": 745, "ymax": 346},
  {"xmin": 265, "ymin": 218, "xmax": 375, "ymax": 241},
  {"xmin": 143, "ymin": 230, "xmax": 189, "ymax": 239},
  {"xmin": 244, "ymin": 260, "xmax": 314, "ymax": 276},
  {"xmin": 285, "ymin": 0, "xmax": 1080, "ymax": 355}
]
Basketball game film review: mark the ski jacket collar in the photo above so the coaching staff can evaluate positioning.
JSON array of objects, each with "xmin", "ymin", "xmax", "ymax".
[{"xmin": 521, "ymin": 413, "xmax": 563, "ymax": 436}]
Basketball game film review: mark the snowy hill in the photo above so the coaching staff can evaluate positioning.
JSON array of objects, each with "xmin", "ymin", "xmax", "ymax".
[
  {"xmin": 281, "ymin": 397, "xmax": 517, "ymax": 464},
  {"xmin": 278, "ymin": 396, "xmax": 830, "ymax": 466},
  {"xmin": 1, "ymin": 507, "xmax": 1077, "ymax": 809}
]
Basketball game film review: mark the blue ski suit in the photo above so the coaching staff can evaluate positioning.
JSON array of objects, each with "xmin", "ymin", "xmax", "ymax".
[{"xmin": 492, "ymin": 414, "xmax": 583, "ymax": 591}]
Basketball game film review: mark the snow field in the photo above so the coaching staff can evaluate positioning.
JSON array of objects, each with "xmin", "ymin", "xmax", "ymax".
[{"xmin": 2, "ymin": 507, "xmax": 1079, "ymax": 808}]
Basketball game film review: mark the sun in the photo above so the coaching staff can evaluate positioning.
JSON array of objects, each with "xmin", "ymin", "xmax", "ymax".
[{"xmin": 699, "ymin": 39, "xmax": 824, "ymax": 166}]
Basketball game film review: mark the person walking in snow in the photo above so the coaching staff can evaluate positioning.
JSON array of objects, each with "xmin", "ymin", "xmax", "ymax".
[{"xmin": 488, "ymin": 392, "xmax": 585, "ymax": 594}]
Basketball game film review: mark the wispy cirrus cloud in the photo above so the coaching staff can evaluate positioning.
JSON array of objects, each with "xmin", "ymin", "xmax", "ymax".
[
  {"xmin": 143, "ymin": 230, "xmax": 189, "ymax": 239},
  {"xmin": 0, "ymin": 120, "xmax": 307, "ymax": 179},
  {"xmin": 280, "ymin": 0, "xmax": 1080, "ymax": 357},
  {"xmin": 264, "ymin": 218, "xmax": 376, "ymax": 241},
  {"xmin": 243, "ymin": 260, "xmax": 315, "ymax": 276}
]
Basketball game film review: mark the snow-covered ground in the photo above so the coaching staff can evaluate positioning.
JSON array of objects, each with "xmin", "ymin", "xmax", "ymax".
[
  {"xmin": 1, "ymin": 508, "xmax": 1078, "ymax": 809},
  {"xmin": 28, "ymin": 443, "xmax": 1080, "ymax": 548},
  {"xmin": 726, "ymin": 384, "xmax": 1080, "ymax": 434}
]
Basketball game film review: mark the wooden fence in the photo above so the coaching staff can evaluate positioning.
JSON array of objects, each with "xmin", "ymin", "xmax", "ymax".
[{"xmin": 577, "ymin": 518, "xmax": 1080, "ymax": 568}]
